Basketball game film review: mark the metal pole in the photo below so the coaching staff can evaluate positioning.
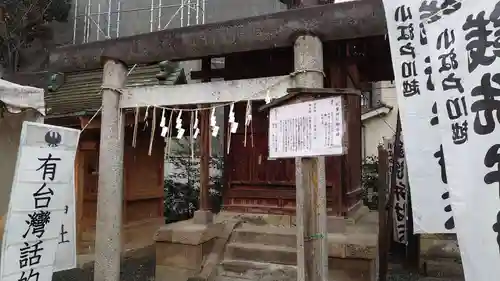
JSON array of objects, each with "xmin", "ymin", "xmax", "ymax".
[
  {"xmin": 97, "ymin": 4, "xmax": 101, "ymax": 40},
  {"xmin": 150, "ymin": 0, "xmax": 155, "ymax": 31},
  {"xmin": 94, "ymin": 59, "xmax": 127, "ymax": 281},
  {"xmin": 202, "ymin": 0, "xmax": 205, "ymax": 23},
  {"xmin": 180, "ymin": 0, "xmax": 184, "ymax": 27},
  {"xmin": 72, "ymin": 0, "xmax": 78, "ymax": 44},
  {"xmin": 107, "ymin": 0, "xmax": 112, "ymax": 38},
  {"xmin": 163, "ymin": 0, "xmax": 187, "ymax": 29},
  {"xmin": 116, "ymin": 1, "xmax": 121, "ymax": 37},
  {"xmin": 157, "ymin": 0, "xmax": 163, "ymax": 30},
  {"xmin": 195, "ymin": 0, "xmax": 199, "ymax": 25},
  {"xmin": 86, "ymin": 0, "xmax": 91, "ymax": 42},
  {"xmin": 187, "ymin": 0, "xmax": 191, "ymax": 26},
  {"xmin": 83, "ymin": 5, "xmax": 88, "ymax": 43}
]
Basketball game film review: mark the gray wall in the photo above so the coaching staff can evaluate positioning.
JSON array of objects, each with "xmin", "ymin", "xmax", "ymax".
[{"xmin": 62, "ymin": 0, "xmax": 286, "ymax": 45}]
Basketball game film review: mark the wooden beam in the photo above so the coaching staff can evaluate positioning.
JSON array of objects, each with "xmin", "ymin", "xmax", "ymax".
[
  {"xmin": 49, "ymin": 0, "xmax": 386, "ymax": 72},
  {"xmin": 199, "ymin": 58, "xmax": 211, "ymax": 213},
  {"xmin": 120, "ymin": 76, "xmax": 293, "ymax": 108}
]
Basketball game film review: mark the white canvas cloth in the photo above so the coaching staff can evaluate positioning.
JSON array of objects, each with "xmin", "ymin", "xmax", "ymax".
[
  {"xmin": 382, "ymin": 0, "xmax": 456, "ymax": 233},
  {"xmin": 0, "ymin": 79, "xmax": 45, "ymax": 217},
  {"xmin": 0, "ymin": 79, "xmax": 45, "ymax": 265},
  {"xmin": 0, "ymin": 78, "xmax": 45, "ymax": 115}
]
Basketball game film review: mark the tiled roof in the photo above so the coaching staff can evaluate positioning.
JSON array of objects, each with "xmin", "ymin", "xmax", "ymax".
[{"xmin": 46, "ymin": 62, "xmax": 185, "ymax": 117}]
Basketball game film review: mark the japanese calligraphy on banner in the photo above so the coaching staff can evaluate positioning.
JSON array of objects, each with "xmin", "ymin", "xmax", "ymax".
[
  {"xmin": 268, "ymin": 96, "xmax": 345, "ymax": 158},
  {"xmin": 426, "ymin": 1, "xmax": 500, "ymax": 279},
  {"xmin": 1, "ymin": 122, "xmax": 80, "ymax": 281},
  {"xmin": 382, "ymin": 0, "xmax": 460, "ymax": 233},
  {"xmin": 384, "ymin": 136, "xmax": 409, "ymax": 244},
  {"xmin": 384, "ymin": 137, "xmax": 394, "ymax": 203}
]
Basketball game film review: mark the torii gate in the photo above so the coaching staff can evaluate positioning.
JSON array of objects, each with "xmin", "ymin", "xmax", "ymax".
[{"xmin": 49, "ymin": 1, "xmax": 386, "ymax": 281}]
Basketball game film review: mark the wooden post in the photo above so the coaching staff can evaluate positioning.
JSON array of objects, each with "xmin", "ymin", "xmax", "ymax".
[
  {"xmin": 0, "ymin": 215, "xmax": 4, "ymax": 241},
  {"xmin": 405, "ymin": 183, "xmax": 420, "ymax": 272},
  {"xmin": 377, "ymin": 145, "xmax": 389, "ymax": 281},
  {"xmin": 388, "ymin": 112, "xmax": 402, "ymax": 255},
  {"xmin": 294, "ymin": 35, "xmax": 328, "ymax": 281},
  {"xmin": 200, "ymin": 58, "xmax": 211, "ymax": 211},
  {"xmin": 193, "ymin": 58, "xmax": 213, "ymax": 224},
  {"xmin": 199, "ymin": 108, "xmax": 211, "ymax": 212},
  {"xmin": 94, "ymin": 59, "xmax": 127, "ymax": 281}
]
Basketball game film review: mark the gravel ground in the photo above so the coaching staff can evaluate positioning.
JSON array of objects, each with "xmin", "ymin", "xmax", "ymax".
[
  {"xmin": 52, "ymin": 251, "xmax": 155, "ymax": 281},
  {"xmin": 387, "ymin": 264, "xmax": 464, "ymax": 281},
  {"xmin": 50, "ymin": 252, "xmax": 464, "ymax": 281}
]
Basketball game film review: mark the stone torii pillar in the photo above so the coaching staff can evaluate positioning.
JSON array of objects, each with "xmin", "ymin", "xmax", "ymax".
[{"xmin": 94, "ymin": 58, "xmax": 128, "ymax": 281}]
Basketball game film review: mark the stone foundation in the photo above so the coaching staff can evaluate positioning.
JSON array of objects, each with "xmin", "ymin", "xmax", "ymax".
[
  {"xmin": 154, "ymin": 220, "xmax": 223, "ymax": 281},
  {"xmin": 217, "ymin": 208, "xmax": 378, "ymax": 281},
  {"xmin": 153, "ymin": 208, "xmax": 378, "ymax": 281},
  {"xmin": 328, "ymin": 232, "xmax": 377, "ymax": 281}
]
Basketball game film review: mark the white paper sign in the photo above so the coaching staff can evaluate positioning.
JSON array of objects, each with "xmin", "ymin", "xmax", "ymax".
[
  {"xmin": 268, "ymin": 96, "xmax": 345, "ymax": 158},
  {"xmin": 1, "ymin": 122, "xmax": 80, "ymax": 281},
  {"xmin": 426, "ymin": 1, "xmax": 500, "ymax": 279},
  {"xmin": 382, "ymin": 0, "xmax": 457, "ymax": 233}
]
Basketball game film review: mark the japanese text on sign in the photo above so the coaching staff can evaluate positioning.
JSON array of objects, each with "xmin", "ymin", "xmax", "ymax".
[
  {"xmin": 426, "ymin": 0, "xmax": 500, "ymax": 280},
  {"xmin": 383, "ymin": 0, "xmax": 459, "ymax": 233},
  {"xmin": 1, "ymin": 122, "xmax": 80, "ymax": 281},
  {"xmin": 268, "ymin": 96, "xmax": 345, "ymax": 158}
]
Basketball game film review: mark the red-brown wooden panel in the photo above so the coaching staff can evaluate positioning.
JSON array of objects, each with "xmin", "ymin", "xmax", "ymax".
[{"xmin": 224, "ymin": 101, "xmax": 343, "ymax": 215}]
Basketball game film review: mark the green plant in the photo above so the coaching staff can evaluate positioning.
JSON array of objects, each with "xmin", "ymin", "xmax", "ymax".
[
  {"xmin": 163, "ymin": 138, "xmax": 224, "ymax": 223},
  {"xmin": 361, "ymin": 155, "xmax": 379, "ymax": 209},
  {"xmin": 0, "ymin": 0, "xmax": 71, "ymax": 70}
]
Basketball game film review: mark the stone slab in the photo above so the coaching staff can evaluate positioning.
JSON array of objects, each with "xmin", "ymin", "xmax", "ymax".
[
  {"xmin": 156, "ymin": 243, "xmax": 204, "ymax": 270},
  {"xmin": 156, "ymin": 265, "xmax": 197, "ymax": 281},
  {"xmin": 193, "ymin": 210, "xmax": 214, "ymax": 225},
  {"xmin": 155, "ymin": 220, "xmax": 223, "ymax": 245}
]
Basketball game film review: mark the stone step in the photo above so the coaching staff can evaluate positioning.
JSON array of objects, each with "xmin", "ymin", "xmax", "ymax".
[
  {"xmin": 218, "ymin": 259, "xmax": 297, "ymax": 281},
  {"xmin": 421, "ymin": 259, "xmax": 464, "ymax": 279},
  {"xmin": 225, "ymin": 242, "xmax": 297, "ymax": 266},
  {"xmin": 418, "ymin": 278, "xmax": 464, "ymax": 281},
  {"xmin": 231, "ymin": 225, "xmax": 296, "ymax": 249}
]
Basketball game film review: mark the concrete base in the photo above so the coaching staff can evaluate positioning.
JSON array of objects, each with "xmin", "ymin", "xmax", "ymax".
[
  {"xmin": 193, "ymin": 210, "xmax": 214, "ymax": 225},
  {"xmin": 328, "ymin": 216, "xmax": 348, "ymax": 233},
  {"xmin": 154, "ymin": 219, "xmax": 223, "ymax": 281}
]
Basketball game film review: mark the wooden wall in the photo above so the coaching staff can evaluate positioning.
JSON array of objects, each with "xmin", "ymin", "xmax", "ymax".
[
  {"xmin": 76, "ymin": 124, "xmax": 164, "ymax": 253},
  {"xmin": 224, "ymin": 101, "xmax": 340, "ymax": 215},
  {"xmin": 220, "ymin": 37, "xmax": 392, "ymax": 216}
]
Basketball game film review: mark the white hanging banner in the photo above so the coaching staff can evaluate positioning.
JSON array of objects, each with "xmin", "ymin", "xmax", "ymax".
[
  {"xmin": 1, "ymin": 122, "xmax": 80, "ymax": 281},
  {"xmin": 426, "ymin": 0, "xmax": 500, "ymax": 279},
  {"xmin": 382, "ymin": 0, "xmax": 458, "ymax": 233}
]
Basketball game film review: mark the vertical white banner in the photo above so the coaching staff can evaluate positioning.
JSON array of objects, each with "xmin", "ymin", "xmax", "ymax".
[
  {"xmin": 426, "ymin": 0, "xmax": 500, "ymax": 279},
  {"xmin": 385, "ymin": 136, "xmax": 409, "ymax": 244},
  {"xmin": 1, "ymin": 122, "xmax": 80, "ymax": 281},
  {"xmin": 383, "ymin": 0, "xmax": 458, "ymax": 233}
]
